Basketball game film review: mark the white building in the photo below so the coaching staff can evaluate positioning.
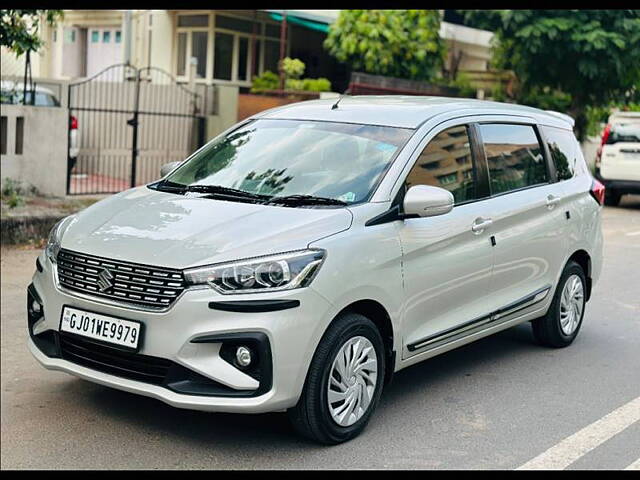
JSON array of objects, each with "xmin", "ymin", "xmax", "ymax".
[{"xmin": 2, "ymin": 9, "xmax": 494, "ymax": 92}]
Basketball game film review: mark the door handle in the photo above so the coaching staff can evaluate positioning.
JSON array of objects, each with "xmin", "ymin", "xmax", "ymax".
[
  {"xmin": 471, "ymin": 217, "xmax": 493, "ymax": 234},
  {"xmin": 546, "ymin": 195, "xmax": 561, "ymax": 209}
]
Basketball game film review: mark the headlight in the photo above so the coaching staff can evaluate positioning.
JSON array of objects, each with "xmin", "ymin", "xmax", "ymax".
[
  {"xmin": 45, "ymin": 215, "xmax": 75, "ymax": 263},
  {"xmin": 184, "ymin": 250, "xmax": 325, "ymax": 294}
]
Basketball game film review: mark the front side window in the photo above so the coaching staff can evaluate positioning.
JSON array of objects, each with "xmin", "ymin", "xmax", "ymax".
[
  {"xmin": 405, "ymin": 125, "xmax": 478, "ymax": 204},
  {"xmin": 164, "ymin": 119, "xmax": 413, "ymax": 205},
  {"xmin": 480, "ymin": 123, "xmax": 548, "ymax": 195},
  {"xmin": 542, "ymin": 126, "xmax": 577, "ymax": 181}
]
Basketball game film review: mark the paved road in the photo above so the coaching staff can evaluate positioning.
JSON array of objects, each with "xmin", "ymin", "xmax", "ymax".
[{"xmin": 2, "ymin": 196, "xmax": 639, "ymax": 470}]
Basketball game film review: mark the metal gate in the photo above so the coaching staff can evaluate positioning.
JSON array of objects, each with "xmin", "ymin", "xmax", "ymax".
[{"xmin": 67, "ymin": 64, "xmax": 210, "ymax": 195}]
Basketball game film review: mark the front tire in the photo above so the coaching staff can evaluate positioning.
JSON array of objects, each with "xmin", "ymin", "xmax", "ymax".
[
  {"xmin": 288, "ymin": 312, "xmax": 385, "ymax": 444},
  {"xmin": 532, "ymin": 261, "xmax": 586, "ymax": 348}
]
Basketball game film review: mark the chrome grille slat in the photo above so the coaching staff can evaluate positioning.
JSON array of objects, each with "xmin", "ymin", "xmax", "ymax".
[
  {"xmin": 58, "ymin": 267, "xmax": 178, "ymax": 298},
  {"xmin": 58, "ymin": 256, "xmax": 181, "ymax": 282},
  {"xmin": 57, "ymin": 249, "xmax": 185, "ymax": 310}
]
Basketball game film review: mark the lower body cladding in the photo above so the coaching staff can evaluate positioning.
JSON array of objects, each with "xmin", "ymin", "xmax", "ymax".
[{"xmin": 27, "ymin": 255, "xmax": 335, "ymax": 413}]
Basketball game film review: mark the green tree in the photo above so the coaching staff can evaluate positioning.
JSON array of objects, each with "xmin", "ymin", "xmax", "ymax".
[
  {"xmin": 461, "ymin": 10, "xmax": 640, "ymax": 140},
  {"xmin": 1, "ymin": 10, "xmax": 62, "ymax": 56},
  {"xmin": 324, "ymin": 10, "xmax": 446, "ymax": 81}
]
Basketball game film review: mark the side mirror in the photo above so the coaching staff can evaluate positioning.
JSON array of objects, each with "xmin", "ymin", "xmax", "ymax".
[
  {"xmin": 160, "ymin": 161, "xmax": 182, "ymax": 178},
  {"xmin": 403, "ymin": 185, "xmax": 454, "ymax": 218}
]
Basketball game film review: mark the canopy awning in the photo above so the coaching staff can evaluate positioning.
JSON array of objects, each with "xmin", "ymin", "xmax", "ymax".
[{"xmin": 265, "ymin": 10, "xmax": 334, "ymax": 34}]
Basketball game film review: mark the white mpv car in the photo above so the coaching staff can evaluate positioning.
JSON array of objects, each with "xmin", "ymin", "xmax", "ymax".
[{"xmin": 28, "ymin": 97, "xmax": 604, "ymax": 444}]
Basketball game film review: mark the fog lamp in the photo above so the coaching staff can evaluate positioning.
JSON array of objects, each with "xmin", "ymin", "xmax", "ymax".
[
  {"xmin": 31, "ymin": 300, "xmax": 42, "ymax": 314},
  {"xmin": 236, "ymin": 346, "xmax": 252, "ymax": 367}
]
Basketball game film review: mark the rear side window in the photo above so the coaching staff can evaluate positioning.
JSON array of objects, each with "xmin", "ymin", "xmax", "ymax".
[
  {"xmin": 479, "ymin": 124, "xmax": 548, "ymax": 195},
  {"xmin": 405, "ymin": 125, "xmax": 478, "ymax": 204},
  {"xmin": 542, "ymin": 126, "xmax": 577, "ymax": 181}
]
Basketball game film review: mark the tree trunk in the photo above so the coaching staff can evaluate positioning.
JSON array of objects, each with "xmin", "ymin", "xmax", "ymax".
[{"xmin": 568, "ymin": 98, "xmax": 588, "ymax": 142}]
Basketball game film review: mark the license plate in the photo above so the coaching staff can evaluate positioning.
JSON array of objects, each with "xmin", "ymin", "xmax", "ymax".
[{"xmin": 60, "ymin": 306, "xmax": 142, "ymax": 351}]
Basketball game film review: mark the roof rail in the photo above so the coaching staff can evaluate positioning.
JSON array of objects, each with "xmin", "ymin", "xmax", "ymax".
[{"xmin": 544, "ymin": 110, "xmax": 575, "ymax": 127}]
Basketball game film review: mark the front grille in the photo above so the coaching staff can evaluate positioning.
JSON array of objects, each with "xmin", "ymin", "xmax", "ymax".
[
  {"xmin": 56, "ymin": 249, "xmax": 186, "ymax": 309},
  {"xmin": 59, "ymin": 334, "xmax": 172, "ymax": 385}
]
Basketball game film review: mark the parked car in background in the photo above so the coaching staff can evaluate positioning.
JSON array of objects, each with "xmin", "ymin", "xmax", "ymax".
[
  {"xmin": 595, "ymin": 111, "xmax": 640, "ymax": 205},
  {"xmin": 1, "ymin": 80, "xmax": 79, "ymax": 162},
  {"xmin": 28, "ymin": 97, "xmax": 603, "ymax": 444}
]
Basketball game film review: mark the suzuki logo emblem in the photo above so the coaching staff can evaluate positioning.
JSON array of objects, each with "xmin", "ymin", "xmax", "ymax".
[{"xmin": 96, "ymin": 269, "xmax": 114, "ymax": 292}]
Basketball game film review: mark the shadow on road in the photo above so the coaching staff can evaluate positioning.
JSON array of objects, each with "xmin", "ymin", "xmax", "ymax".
[{"xmin": 70, "ymin": 322, "xmax": 539, "ymax": 450}]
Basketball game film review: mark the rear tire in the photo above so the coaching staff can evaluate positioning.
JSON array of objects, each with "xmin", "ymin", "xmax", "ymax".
[
  {"xmin": 604, "ymin": 189, "xmax": 621, "ymax": 206},
  {"xmin": 532, "ymin": 261, "xmax": 586, "ymax": 348},
  {"xmin": 287, "ymin": 312, "xmax": 385, "ymax": 445}
]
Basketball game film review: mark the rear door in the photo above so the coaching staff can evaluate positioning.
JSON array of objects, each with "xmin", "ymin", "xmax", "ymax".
[{"xmin": 478, "ymin": 122, "xmax": 568, "ymax": 314}]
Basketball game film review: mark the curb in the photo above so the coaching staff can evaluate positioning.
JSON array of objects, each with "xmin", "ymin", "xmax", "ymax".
[{"xmin": 1, "ymin": 215, "xmax": 66, "ymax": 245}]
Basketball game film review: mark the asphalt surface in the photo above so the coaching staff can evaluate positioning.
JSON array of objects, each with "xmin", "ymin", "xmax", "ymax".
[{"xmin": 1, "ymin": 196, "xmax": 639, "ymax": 470}]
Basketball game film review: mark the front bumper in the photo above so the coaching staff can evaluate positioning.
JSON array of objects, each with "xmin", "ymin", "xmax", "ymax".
[{"xmin": 28, "ymin": 252, "xmax": 337, "ymax": 413}]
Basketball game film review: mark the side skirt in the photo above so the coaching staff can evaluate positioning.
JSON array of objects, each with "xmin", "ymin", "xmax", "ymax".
[{"xmin": 406, "ymin": 285, "xmax": 551, "ymax": 353}]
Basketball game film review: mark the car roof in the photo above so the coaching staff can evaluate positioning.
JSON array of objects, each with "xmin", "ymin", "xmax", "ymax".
[
  {"xmin": 609, "ymin": 111, "xmax": 640, "ymax": 124},
  {"xmin": 258, "ymin": 95, "xmax": 574, "ymax": 130},
  {"xmin": 0, "ymin": 80, "xmax": 57, "ymax": 97}
]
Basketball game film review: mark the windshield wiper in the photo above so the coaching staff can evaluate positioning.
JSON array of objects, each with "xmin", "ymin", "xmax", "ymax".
[
  {"xmin": 265, "ymin": 194, "xmax": 348, "ymax": 207},
  {"xmin": 153, "ymin": 180, "xmax": 188, "ymax": 193},
  {"xmin": 186, "ymin": 184, "xmax": 271, "ymax": 202}
]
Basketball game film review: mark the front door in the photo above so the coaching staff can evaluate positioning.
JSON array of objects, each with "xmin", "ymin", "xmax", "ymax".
[{"xmin": 398, "ymin": 124, "xmax": 496, "ymax": 358}]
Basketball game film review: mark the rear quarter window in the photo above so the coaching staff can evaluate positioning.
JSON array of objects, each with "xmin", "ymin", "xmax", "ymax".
[{"xmin": 541, "ymin": 126, "xmax": 578, "ymax": 181}]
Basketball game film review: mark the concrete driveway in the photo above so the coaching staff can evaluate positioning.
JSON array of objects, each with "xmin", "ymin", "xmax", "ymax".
[{"xmin": 1, "ymin": 196, "xmax": 639, "ymax": 470}]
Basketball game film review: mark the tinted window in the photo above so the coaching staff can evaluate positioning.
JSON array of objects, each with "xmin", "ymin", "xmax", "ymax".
[
  {"xmin": 213, "ymin": 33, "xmax": 233, "ymax": 80},
  {"xmin": 542, "ymin": 126, "xmax": 577, "ymax": 181},
  {"xmin": 176, "ymin": 33, "xmax": 187, "ymax": 76},
  {"xmin": 215, "ymin": 15, "xmax": 255, "ymax": 33},
  {"xmin": 177, "ymin": 15, "xmax": 209, "ymax": 27},
  {"xmin": 192, "ymin": 32, "xmax": 208, "ymax": 78},
  {"xmin": 405, "ymin": 125, "xmax": 477, "ymax": 204},
  {"xmin": 480, "ymin": 124, "xmax": 547, "ymax": 195}
]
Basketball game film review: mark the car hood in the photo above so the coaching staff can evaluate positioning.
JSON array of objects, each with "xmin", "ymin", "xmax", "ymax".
[{"xmin": 61, "ymin": 187, "xmax": 353, "ymax": 268}]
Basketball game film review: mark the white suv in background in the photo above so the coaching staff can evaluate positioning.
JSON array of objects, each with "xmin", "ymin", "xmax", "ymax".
[
  {"xmin": 595, "ymin": 111, "xmax": 640, "ymax": 205},
  {"xmin": 28, "ymin": 97, "xmax": 603, "ymax": 444}
]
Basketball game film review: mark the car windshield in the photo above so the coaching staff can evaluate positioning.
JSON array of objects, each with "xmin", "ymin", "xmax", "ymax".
[{"xmin": 162, "ymin": 119, "xmax": 413, "ymax": 205}]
